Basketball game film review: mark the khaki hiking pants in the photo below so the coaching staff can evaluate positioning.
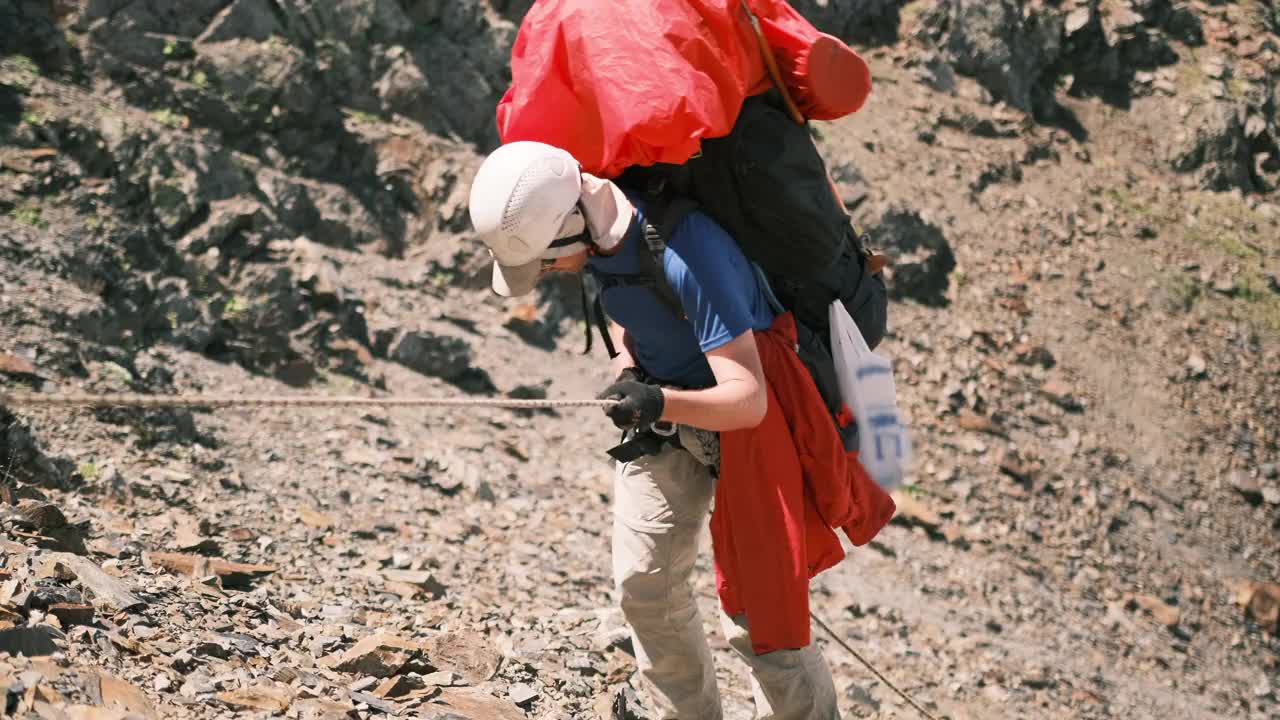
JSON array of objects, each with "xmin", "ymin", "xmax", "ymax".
[{"xmin": 612, "ymin": 443, "xmax": 839, "ymax": 720}]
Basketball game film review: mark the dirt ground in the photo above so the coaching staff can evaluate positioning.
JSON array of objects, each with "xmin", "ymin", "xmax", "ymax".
[{"xmin": 1, "ymin": 1, "xmax": 1278, "ymax": 718}]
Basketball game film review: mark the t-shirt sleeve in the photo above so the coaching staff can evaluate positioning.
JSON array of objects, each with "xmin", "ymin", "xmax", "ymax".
[{"xmin": 663, "ymin": 212, "xmax": 759, "ymax": 353}]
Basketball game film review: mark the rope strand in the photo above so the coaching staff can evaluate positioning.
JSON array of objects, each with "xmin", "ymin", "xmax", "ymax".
[
  {"xmin": 811, "ymin": 611, "xmax": 941, "ymax": 720},
  {"xmin": 0, "ymin": 392, "xmax": 618, "ymax": 411}
]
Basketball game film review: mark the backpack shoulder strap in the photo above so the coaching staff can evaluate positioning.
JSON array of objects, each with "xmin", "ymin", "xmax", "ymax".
[
  {"xmin": 637, "ymin": 220, "xmax": 685, "ymax": 317},
  {"xmin": 636, "ymin": 191, "xmax": 699, "ymax": 316},
  {"xmin": 586, "ymin": 187, "xmax": 699, "ymax": 319}
]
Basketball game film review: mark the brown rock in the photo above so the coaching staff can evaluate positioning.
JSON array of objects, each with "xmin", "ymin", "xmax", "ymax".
[
  {"xmin": 0, "ymin": 353, "xmax": 38, "ymax": 378},
  {"xmin": 890, "ymin": 491, "xmax": 941, "ymax": 530},
  {"xmin": 292, "ymin": 697, "xmax": 358, "ymax": 718},
  {"xmin": 1228, "ymin": 471, "xmax": 1262, "ymax": 504},
  {"xmin": 143, "ymin": 552, "xmax": 276, "ymax": 588},
  {"xmin": 1040, "ymin": 380, "xmax": 1084, "ymax": 411},
  {"xmin": 218, "ymin": 685, "xmax": 295, "ymax": 712},
  {"xmin": 14, "ymin": 501, "xmax": 87, "ymax": 554},
  {"xmin": 99, "ymin": 673, "xmax": 157, "ymax": 719},
  {"xmin": 40, "ymin": 554, "xmax": 144, "ymax": 613},
  {"xmin": 998, "ymin": 450, "xmax": 1039, "ymax": 485},
  {"xmin": 419, "ymin": 671, "xmax": 463, "ymax": 687},
  {"xmin": 1130, "ymin": 594, "xmax": 1181, "ymax": 627},
  {"xmin": 956, "ymin": 409, "xmax": 1004, "ymax": 436},
  {"xmin": 1232, "ymin": 580, "xmax": 1280, "ymax": 633},
  {"xmin": 424, "ymin": 630, "xmax": 502, "ymax": 685},
  {"xmin": 299, "ymin": 509, "xmax": 334, "ymax": 529},
  {"xmin": 381, "ymin": 570, "xmax": 446, "ymax": 599},
  {"xmin": 64, "ymin": 706, "xmax": 133, "ymax": 720},
  {"xmin": 372, "ymin": 674, "xmax": 432, "ymax": 699},
  {"xmin": 430, "ymin": 688, "xmax": 527, "ymax": 720},
  {"xmin": 1014, "ymin": 342, "xmax": 1055, "ymax": 368},
  {"xmin": 324, "ymin": 633, "xmax": 425, "ymax": 678},
  {"xmin": 172, "ymin": 513, "xmax": 219, "ymax": 554},
  {"xmin": 47, "ymin": 603, "xmax": 94, "ymax": 627}
]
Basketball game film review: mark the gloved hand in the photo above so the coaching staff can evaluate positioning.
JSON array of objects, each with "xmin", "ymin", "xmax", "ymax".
[
  {"xmin": 597, "ymin": 377, "xmax": 665, "ymax": 430},
  {"xmin": 612, "ymin": 366, "xmax": 646, "ymax": 385}
]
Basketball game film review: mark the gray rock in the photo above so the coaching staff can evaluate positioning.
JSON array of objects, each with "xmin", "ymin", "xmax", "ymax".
[
  {"xmin": 1230, "ymin": 470, "xmax": 1262, "ymax": 504},
  {"xmin": 196, "ymin": 0, "xmax": 283, "ymax": 43},
  {"xmin": 178, "ymin": 198, "xmax": 274, "ymax": 257},
  {"xmin": 790, "ymin": 0, "xmax": 904, "ymax": 45},
  {"xmin": 129, "ymin": 137, "xmax": 253, "ymax": 235},
  {"xmin": 0, "ymin": 626, "xmax": 62, "ymax": 657},
  {"xmin": 1135, "ymin": 0, "xmax": 1204, "ymax": 45},
  {"xmin": 487, "ymin": 0, "xmax": 534, "ymax": 22},
  {"xmin": 195, "ymin": 38, "xmax": 323, "ymax": 127},
  {"xmin": 914, "ymin": 51, "xmax": 958, "ymax": 94},
  {"xmin": 179, "ymin": 673, "xmax": 218, "ymax": 697},
  {"xmin": 257, "ymin": 170, "xmax": 322, "ymax": 236},
  {"xmin": 845, "ymin": 681, "xmax": 882, "ymax": 717},
  {"xmin": 1263, "ymin": 485, "xmax": 1280, "ymax": 506},
  {"xmin": 83, "ymin": 0, "xmax": 230, "ymax": 67},
  {"xmin": 829, "ymin": 161, "xmax": 871, "ymax": 212},
  {"xmin": 0, "ymin": 0, "xmax": 73, "ymax": 69},
  {"xmin": 921, "ymin": 0, "xmax": 1063, "ymax": 116},
  {"xmin": 1186, "ymin": 354, "xmax": 1208, "ymax": 379},
  {"xmin": 972, "ymin": 155, "xmax": 1024, "ymax": 195},
  {"xmin": 607, "ymin": 686, "xmax": 654, "ymax": 720},
  {"xmin": 392, "ymin": 331, "xmax": 474, "ymax": 381},
  {"xmin": 0, "ymin": 407, "xmax": 75, "ymax": 488},
  {"xmin": 1168, "ymin": 102, "xmax": 1258, "ymax": 193},
  {"xmin": 508, "ymin": 682, "xmax": 538, "ymax": 705},
  {"xmin": 286, "ymin": 0, "xmax": 413, "ymax": 51},
  {"xmin": 376, "ymin": 47, "xmax": 434, "ymax": 120}
]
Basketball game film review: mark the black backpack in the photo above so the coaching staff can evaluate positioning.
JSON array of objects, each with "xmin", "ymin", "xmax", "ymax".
[{"xmin": 587, "ymin": 90, "xmax": 889, "ymax": 447}]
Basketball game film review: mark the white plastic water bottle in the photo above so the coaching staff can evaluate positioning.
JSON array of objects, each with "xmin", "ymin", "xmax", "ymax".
[{"xmin": 828, "ymin": 301, "xmax": 912, "ymax": 489}]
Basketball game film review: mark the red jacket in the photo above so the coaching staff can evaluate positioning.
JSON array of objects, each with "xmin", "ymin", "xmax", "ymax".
[{"xmin": 711, "ymin": 312, "xmax": 896, "ymax": 655}]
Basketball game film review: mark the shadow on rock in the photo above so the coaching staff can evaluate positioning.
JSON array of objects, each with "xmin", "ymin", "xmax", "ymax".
[
  {"xmin": 0, "ymin": 408, "xmax": 75, "ymax": 490},
  {"xmin": 0, "ymin": 83, "xmax": 22, "ymax": 139},
  {"xmin": 867, "ymin": 208, "xmax": 956, "ymax": 308},
  {"xmin": 918, "ymin": 0, "xmax": 1204, "ymax": 142}
]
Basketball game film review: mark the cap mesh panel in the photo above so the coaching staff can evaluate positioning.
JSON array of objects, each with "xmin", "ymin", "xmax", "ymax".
[{"xmin": 500, "ymin": 157, "xmax": 567, "ymax": 235}]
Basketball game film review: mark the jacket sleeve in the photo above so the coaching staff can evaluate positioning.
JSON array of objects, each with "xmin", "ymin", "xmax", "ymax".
[{"xmin": 758, "ymin": 314, "xmax": 896, "ymax": 544}]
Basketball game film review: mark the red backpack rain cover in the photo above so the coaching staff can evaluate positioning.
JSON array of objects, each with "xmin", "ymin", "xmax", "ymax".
[{"xmin": 495, "ymin": 0, "xmax": 872, "ymax": 178}]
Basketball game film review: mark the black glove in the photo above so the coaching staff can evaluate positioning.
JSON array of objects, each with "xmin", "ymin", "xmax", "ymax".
[
  {"xmin": 612, "ymin": 366, "xmax": 646, "ymax": 385},
  {"xmin": 597, "ymin": 378, "xmax": 665, "ymax": 430}
]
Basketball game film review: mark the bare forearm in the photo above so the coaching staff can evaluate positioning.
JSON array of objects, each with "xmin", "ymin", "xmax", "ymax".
[
  {"xmin": 660, "ymin": 378, "xmax": 766, "ymax": 432},
  {"xmin": 600, "ymin": 329, "xmax": 768, "ymax": 432}
]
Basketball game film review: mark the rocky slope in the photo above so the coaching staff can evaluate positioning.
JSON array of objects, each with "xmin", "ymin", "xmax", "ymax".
[{"xmin": 1, "ymin": 0, "xmax": 1278, "ymax": 718}]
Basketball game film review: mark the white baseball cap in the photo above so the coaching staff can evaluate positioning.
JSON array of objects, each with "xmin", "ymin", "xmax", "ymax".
[{"xmin": 468, "ymin": 141, "xmax": 590, "ymax": 297}]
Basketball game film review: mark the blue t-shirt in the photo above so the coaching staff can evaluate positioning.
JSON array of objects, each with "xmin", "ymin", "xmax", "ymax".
[{"xmin": 587, "ymin": 202, "xmax": 775, "ymax": 388}]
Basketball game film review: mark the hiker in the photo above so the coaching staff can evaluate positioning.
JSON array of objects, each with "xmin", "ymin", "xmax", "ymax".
[{"xmin": 466, "ymin": 140, "xmax": 895, "ymax": 720}]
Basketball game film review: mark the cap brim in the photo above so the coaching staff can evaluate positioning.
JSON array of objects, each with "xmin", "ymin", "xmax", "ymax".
[{"xmin": 492, "ymin": 259, "xmax": 540, "ymax": 297}]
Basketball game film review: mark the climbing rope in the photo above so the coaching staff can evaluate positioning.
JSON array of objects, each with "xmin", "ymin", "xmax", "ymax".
[
  {"xmin": 811, "ymin": 611, "xmax": 941, "ymax": 720},
  {"xmin": 0, "ymin": 392, "xmax": 618, "ymax": 411}
]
